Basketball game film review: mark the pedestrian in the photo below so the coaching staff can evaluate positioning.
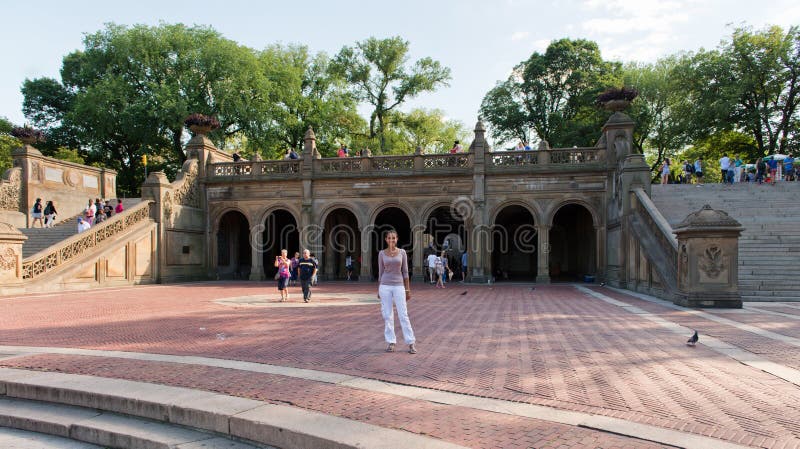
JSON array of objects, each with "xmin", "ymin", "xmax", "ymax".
[
  {"xmin": 345, "ymin": 253, "xmax": 354, "ymax": 280},
  {"xmin": 360, "ymin": 147, "xmax": 372, "ymax": 157},
  {"xmin": 290, "ymin": 252, "xmax": 300, "ymax": 286},
  {"xmin": 94, "ymin": 209, "xmax": 106, "ymax": 224},
  {"xmin": 274, "ymin": 249, "xmax": 291, "ymax": 302},
  {"xmin": 683, "ymin": 160, "xmax": 694, "ymax": 184},
  {"xmin": 756, "ymin": 157, "xmax": 767, "ymax": 184},
  {"xmin": 30, "ymin": 198, "xmax": 44, "ymax": 228},
  {"xmin": 95, "ymin": 198, "xmax": 103, "ymax": 215},
  {"xmin": 434, "ymin": 253, "xmax": 445, "ymax": 288},
  {"xmin": 461, "ymin": 250, "xmax": 468, "ymax": 282},
  {"xmin": 77, "ymin": 217, "xmax": 90, "ymax": 233},
  {"xmin": 734, "ymin": 155, "xmax": 745, "ymax": 183},
  {"xmin": 426, "ymin": 251, "xmax": 438, "ymax": 285},
  {"xmin": 719, "ymin": 154, "xmax": 731, "ymax": 184},
  {"xmin": 311, "ymin": 252, "xmax": 320, "ymax": 285},
  {"xmin": 694, "ymin": 158, "xmax": 704, "ymax": 186},
  {"xmin": 84, "ymin": 199, "xmax": 96, "ymax": 224},
  {"xmin": 115, "ymin": 199, "xmax": 124, "ymax": 214},
  {"xmin": 767, "ymin": 157, "xmax": 778, "ymax": 183},
  {"xmin": 232, "ymin": 152, "xmax": 242, "ymax": 162},
  {"xmin": 784, "ymin": 154, "xmax": 795, "ymax": 181},
  {"xmin": 43, "ymin": 200, "xmax": 57, "ymax": 228},
  {"xmin": 377, "ymin": 230, "xmax": 416, "ymax": 354},
  {"xmin": 450, "ymin": 140, "xmax": 462, "ymax": 154},
  {"xmin": 297, "ymin": 249, "xmax": 318, "ymax": 303},
  {"xmin": 337, "ymin": 144, "xmax": 349, "ymax": 158},
  {"xmin": 104, "ymin": 200, "xmax": 114, "ymax": 218},
  {"xmin": 660, "ymin": 158, "xmax": 671, "ymax": 185}
]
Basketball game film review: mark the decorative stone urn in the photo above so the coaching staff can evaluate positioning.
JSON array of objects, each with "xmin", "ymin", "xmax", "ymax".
[
  {"xmin": 673, "ymin": 205, "xmax": 743, "ymax": 308},
  {"xmin": 603, "ymin": 99, "xmax": 632, "ymax": 112},
  {"xmin": 188, "ymin": 124, "xmax": 213, "ymax": 136}
]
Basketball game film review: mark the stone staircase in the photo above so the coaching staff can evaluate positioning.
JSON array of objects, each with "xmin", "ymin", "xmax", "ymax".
[
  {"xmin": 20, "ymin": 199, "xmax": 141, "ymax": 259},
  {"xmin": 650, "ymin": 183, "xmax": 800, "ymax": 302}
]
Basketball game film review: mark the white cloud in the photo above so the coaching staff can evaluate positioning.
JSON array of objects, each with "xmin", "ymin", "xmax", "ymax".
[
  {"xmin": 532, "ymin": 39, "xmax": 551, "ymax": 52},
  {"xmin": 511, "ymin": 31, "xmax": 530, "ymax": 41}
]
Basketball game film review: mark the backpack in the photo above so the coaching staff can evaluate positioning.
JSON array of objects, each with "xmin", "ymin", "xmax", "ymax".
[{"xmin": 686, "ymin": 163, "xmax": 695, "ymax": 174}]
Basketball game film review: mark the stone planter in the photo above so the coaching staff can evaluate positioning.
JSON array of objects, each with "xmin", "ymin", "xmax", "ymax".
[
  {"xmin": 189, "ymin": 124, "xmax": 213, "ymax": 136},
  {"xmin": 603, "ymin": 99, "xmax": 631, "ymax": 112}
]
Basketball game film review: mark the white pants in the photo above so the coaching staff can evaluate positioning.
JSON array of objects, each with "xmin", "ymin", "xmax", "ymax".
[{"xmin": 379, "ymin": 284, "xmax": 415, "ymax": 344}]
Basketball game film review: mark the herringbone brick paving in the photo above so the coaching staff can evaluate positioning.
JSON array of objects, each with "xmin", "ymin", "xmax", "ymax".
[
  {"xmin": 2, "ymin": 282, "xmax": 800, "ymax": 448},
  {"xmin": 0, "ymin": 353, "xmax": 665, "ymax": 449}
]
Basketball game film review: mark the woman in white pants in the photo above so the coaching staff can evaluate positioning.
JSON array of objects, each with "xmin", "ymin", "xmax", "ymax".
[{"xmin": 377, "ymin": 230, "xmax": 417, "ymax": 354}]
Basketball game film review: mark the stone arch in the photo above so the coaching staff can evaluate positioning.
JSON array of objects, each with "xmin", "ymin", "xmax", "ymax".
[
  {"xmin": 214, "ymin": 209, "xmax": 251, "ymax": 279},
  {"xmin": 421, "ymin": 200, "xmax": 468, "ymax": 281},
  {"xmin": 548, "ymin": 201, "xmax": 597, "ymax": 281},
  {"xmin": 318, "ymin": 202, "xmax": 364, "ymax": 230},
  {"xmin": 545, "ymin": 197, "xmax": 600, "ymax": 228},
  {"xmin": 257, "ymin": 206, "xmax": 301, "ymax": 278},
  {"xmin": 321, "ymin": 206, "xmax": 362, "ymax": 280},
  {"xmin": 489, "ymin": 199, "xmax": 542, "ymax": 225},
  {"xmin": 369, "ymin": 205, "xmax": 414, "ymax": 280},
  {"xmin": 490, "ymin": 202, "xmax": 538, "ymax": 281},
  {"xmin": 367, "ymin": 202, "xmax": 417, "ymax": 228}
]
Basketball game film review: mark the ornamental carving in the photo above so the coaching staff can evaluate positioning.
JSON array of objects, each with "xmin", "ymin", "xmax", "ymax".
[
  {"xmin": 679, "ymin": 244, "xmax": 688, "ymax": 289},
  {"xmin": 172, "ymin": 162, "xmax": 199, "ymax": 208},
  {"xmin": 30, "ymin": 161, "xmax": 41, "ymax": 182},
  {"xmin": 64, "ymin": 169, "xmax": 79, "ymax": 187},
  {"xmin": 698, "ymin": 245, "xmax": 725, "ymax": 279},
  {"xmin": 0, "ymin": 167, "xmax": 22, "ymax": 211},
  {"xmin": 163, "ymin": 192, "xmax": 174, "ymax": 224},
  {"xmin": 0, "ymin": 246, "xmax": 16, "ymax": 271}
]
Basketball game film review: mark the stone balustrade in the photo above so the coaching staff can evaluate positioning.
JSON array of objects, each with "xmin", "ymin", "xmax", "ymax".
[{"xmin": 207, "ymin": 147, "xmax": 604, "ymax": 181}]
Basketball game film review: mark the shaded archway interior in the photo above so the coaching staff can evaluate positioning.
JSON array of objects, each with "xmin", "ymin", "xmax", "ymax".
[
  {"xmin": 549, "ymin": 203, "xmax": 595, "ymax": 281},
  {"xmin": 216, "ymin": 211, "xmax": 251, "ymax": 279},
  {"xmin": 262, "ymin": 209, "xmax": 299, "ymax": 278},
  {"xmin": 492, "ymin": 205, "xmax": 537, "ymax": 281},
  {"xmin": 323, "ymin": 208, "xmax": 361, "ymax": 280},
  {"xmin": 424, "ymin": 206, "xmax": 467, "ymax": 276},
  {"xmin": 371, "ymin": 207, "xmax": 412, "ymax": 280}
]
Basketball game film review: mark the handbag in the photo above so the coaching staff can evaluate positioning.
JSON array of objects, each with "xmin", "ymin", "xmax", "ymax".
[{"xmin": 274, "ymin": 272, "xmax": 280, "ymax": 281}]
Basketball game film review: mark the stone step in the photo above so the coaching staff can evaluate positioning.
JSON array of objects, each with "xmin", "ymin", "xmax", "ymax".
[
  {"xmin": 0, "ymin": 368, "xmax": 468, "ymax": 449},
  {"xmin": 743, "ymin": 296, "xmax": 800, "ymax": 302},
  {"xmin": 0, "ymin": 427, "xmax": 102, "ymax": 449},
  {"xmin": 0, "ymin": 396, "xmax": 261, "ymax": 449}
]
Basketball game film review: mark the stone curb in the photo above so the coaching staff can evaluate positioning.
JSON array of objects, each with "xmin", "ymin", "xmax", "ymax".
[{"xmin": 0, "ymin": 368, "xmax": 468, "ymax": 449}]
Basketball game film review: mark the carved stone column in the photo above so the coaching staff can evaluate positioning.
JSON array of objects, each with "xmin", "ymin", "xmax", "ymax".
[
  {"xmin": 141, "ymin": 171, "xmax": 171, "ymax": 283},
  {"xmin": 0, "ymin": 223, "xmax": 27, "ymax": 294},
  {"xmin": 536, "ymin": 224, "xmax": 551, "ymax": 283},
  {"xmin": 359, "ymin": 231, "xmax": 372, "ymax": 282},
  {"xmin": 673, "ymin": 205, "xmax": 743, "ymax": 308},
  {"xmin": 411, "ymin": 224, "xmax": 424, "ymax": 282},
  {"xmin": 249, "ymin": 224, "xmax": 264, "ymax": 281}
]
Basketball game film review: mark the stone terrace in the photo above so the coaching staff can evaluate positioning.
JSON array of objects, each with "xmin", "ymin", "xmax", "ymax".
[{"xmin": 2, "ymin": 282, "xmax": 800, "ymax": 448}]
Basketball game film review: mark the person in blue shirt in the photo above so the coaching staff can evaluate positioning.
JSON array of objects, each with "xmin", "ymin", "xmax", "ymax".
[
  {"xmin": 460, "ymin": 251, "xmax": 468, "ymax": 282},
  {"xmin": 767, "ymin": 157, "xmax": 778, "ymax": 183},
  {"xmin": 694, "ymin": 158, "xmax": 704, "ymax": 186},
  {"xmin": 783, "ymin": 154, "xmax": 794, "ymax": 181}
]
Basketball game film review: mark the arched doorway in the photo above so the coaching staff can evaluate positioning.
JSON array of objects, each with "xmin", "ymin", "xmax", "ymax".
[
  {"xmin": 216, "ymin": 210, "xmax": 251, "ymax": 279},
  {"xmin": 549, "ymin": 203, "xmax": 595, "ymax": 281},
  {"xmin": 492, "ymin": 205, "xmax": 537, "ymax": 281},
  {"xmin": 425, "ymin": 205, "xmax": 467, "ymax": 279},
  {"xmin": 371, "ymin": 207, "xmax": 412, "ymax": 280},
  {"xmin": 323, "ymin": 208, "xmax": 361, "ymax": 280},
  {"xmin": 261, "ymin": 209, "xmax": 300, "ymax": 278}
]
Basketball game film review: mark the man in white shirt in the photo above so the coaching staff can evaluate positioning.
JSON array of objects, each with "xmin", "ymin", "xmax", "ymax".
[
  {"xmin": 719, "ymin": 155, "xmax": 731, "ymax": 184},
  {"xmin": 426, "ymin": 252, "xmax": 438, "ymax": 285}
]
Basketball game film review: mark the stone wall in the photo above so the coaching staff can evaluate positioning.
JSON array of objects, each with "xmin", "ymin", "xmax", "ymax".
[{"xmin": 12, "ymin": 145, "xmax": 116, "ymax": 227}]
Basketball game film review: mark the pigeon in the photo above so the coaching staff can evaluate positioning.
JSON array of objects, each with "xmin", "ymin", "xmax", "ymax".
[
  {"xmin": 460, "ymin": 291, "xmax": 467, "ymax": 296},
  {"xmin": 530, "ymin": 287, "xmax": 536, "ymax": 291},
  {"xmin": 599, "ymin": 282, "xmax": 606, "ymax": 287},
  {"xmin": 686, "ymin": 330, "xmax": 698, "ymax": 347}
]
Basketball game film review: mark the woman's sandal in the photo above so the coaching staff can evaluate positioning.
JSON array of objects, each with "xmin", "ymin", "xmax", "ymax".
[
  {"xmin": 386, "ymin": 343, "xmax": 395, "ymax": 352},
  {"xmin": 408, "ymin": 343, "xmax": 417, "ymax": 354}
]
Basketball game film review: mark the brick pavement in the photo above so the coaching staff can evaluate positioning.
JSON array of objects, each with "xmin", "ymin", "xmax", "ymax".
[{"xmin": 2, "ymin": 282, "xmax": 800, "ymax": 448}]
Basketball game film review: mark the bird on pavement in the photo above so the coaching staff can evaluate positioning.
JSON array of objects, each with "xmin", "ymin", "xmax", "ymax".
[
  {"xmin": 686, "ymin": 330, "xmax": 699, "ymax": 347},
  {"xmin": 599, "ymin": 282, "xmax": 605, "ymax": 287},
  {"xmin": 460, "ymin": 291, "xmax": 467, "ymax": 296}
]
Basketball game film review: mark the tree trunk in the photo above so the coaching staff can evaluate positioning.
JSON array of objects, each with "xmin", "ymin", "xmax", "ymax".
[{"xmin": 172, "ymin": 128, "xmax": 186, "ymax": 163}]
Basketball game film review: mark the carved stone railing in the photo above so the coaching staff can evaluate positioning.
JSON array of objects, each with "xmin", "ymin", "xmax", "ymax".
[
  {"xmin": 421, "ymin": 153, "xmax": 472, "ymax": 169},
  {"xmin": 212, "ymin": 160, "xmax": 301, "ymax": 177},
  {"xmin": 549, "ymin": 148, "xmax": 604, "ymax": 164},
  {"xmin": 490, "ymin": 151, "xmax": 538, "ymax": 166},
  {"xmin": 370, "ymin": 155, "xmax": 415, "ymax": 171},
  {"xmin": 316, "ymin": 158, "xmax": 363, "ymax": 173},
  {"xmin": 21, "ymin": 201, "xmax": 153, "ymax": 281},
  {"xmin": 629, "ymin": 187, "xmax": 678, "ymax": 293}
]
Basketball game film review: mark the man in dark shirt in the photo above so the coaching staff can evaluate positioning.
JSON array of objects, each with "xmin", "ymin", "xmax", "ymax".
[{"xmin": 297, "ymin": 249, "xmax": 318, "ymax": 303}]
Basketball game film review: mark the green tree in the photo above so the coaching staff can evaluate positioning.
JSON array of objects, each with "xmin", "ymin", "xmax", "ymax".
[
  {"xmin": 678, "ymin": 131, "xmax": 758, "ymax": 183},
  {"xmin": 249, "ymin": 44, "xmax": 363, "ymax": 159},
  {"xmin": 23, "ymin": 23, "xmax": 271, "ymax": 195},
  {"xmin": 393, "ymin": 108, "xmax": 469, "ymax": 153},
  {"xmin": 480, "ymin": 38, "xmax": 620, "ymax": 148},
  {"xmin": 682, "ymin": 26, "xmax": 800, "ymax": 155},
  {"xmin": 0, "ymin": 117, "xmax": 19, "ymax": 173},
  {"xmin": 331, "ymin": 36, "xmax": 451, "ymax": 151}
]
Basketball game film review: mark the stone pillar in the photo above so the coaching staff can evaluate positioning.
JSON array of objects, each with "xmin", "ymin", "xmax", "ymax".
[
  {"xmin": 360, "ymin": 231, "xmax": 372, "ymax": 282},
  {"xmin": 249, "ymin": 225, "xmax": 264, "ymax": 281},
  {"xmin": 595, "ymin": 225, "xmax": 606, "ymax": 282},
  {"xmin": 411, "ymin": 225, "xmax": 425, "ymax": 282},
  {"xmin": 184, "ymin": 134, "xmax": 231, "ymax": 179},
  {"xmin": 536, "ymin": 224, "xmax": 551, "ymax": 283},
  {"xmin": 300, "ymin": 127, "xmax": 316, "ymax": 254},
  {"xmin": 140, "ymin": 171, "xmax": 171, "ymax": 283},
  {"xmin": 673, "ymin": 205, "xmax": 743, "ymax": 308},
  {"xmin": 468, "ymin": 119, "xmax": 490, "ymax": 283},
  {"xmin": 0, "ymin": 223, "xmax": 27, "ymax": 294}
]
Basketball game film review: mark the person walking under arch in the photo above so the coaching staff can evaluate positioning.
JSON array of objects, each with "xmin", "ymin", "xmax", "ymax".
[
  {"xmin": 378, "ymin": 230, "xmax": 416, "ymax": 354},
  {"xmin": 274, "ymin": 249, "xmax": 291, "ymax": 302}
]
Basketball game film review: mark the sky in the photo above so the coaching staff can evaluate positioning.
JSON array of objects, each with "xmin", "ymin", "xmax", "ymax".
[{"xmin": 2, "ymin": 0, "xmax": 799, "ymax": 134}]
